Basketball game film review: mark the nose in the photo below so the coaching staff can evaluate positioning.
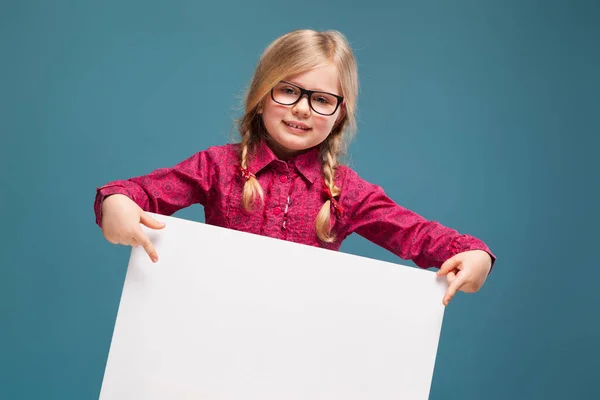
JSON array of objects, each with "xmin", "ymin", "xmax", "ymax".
[{"xmin": 292, "ymin": 94, "xmax": 311, "ymax": 118}]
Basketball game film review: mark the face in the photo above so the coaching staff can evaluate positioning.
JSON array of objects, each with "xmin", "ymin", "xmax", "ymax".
[{"xmin": 260, "ymin": 64, "xmax": 344, "ymax": 159}]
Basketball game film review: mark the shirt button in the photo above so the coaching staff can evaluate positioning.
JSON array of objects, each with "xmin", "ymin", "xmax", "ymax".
[
  {"xmin": 273, "ymin": 206, "xmax": 282, "ymax": 215},
  {"xmin": 280, "ymin": 175, "xmax": 287, "ymax": 183}
]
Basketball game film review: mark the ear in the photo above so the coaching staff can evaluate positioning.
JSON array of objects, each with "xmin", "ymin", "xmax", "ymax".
[{"xmin": 257, "ymin": 101, "xmax": 263, "ymax": 114}]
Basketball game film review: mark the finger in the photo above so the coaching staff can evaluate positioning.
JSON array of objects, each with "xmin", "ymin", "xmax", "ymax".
[
  {"xmin": 445, "ymin": 270, "xmax": 457, "ymax": 284},
  {"xmin": 460, "ymin": 278, "xmax": 482, "ymax": 293},
  {"xmin": 443, "ymin": 273, "xmax": 469, "ymax": 306},
  {"xmin": 117, "ymin": 235, "xmax": 135, "ymax": 246},
  {"xmin": 133, "ymin": 225, "xmax": 159, "ymax": 263},
  {"xmin": 437, "ymin": 256, "xmax": 461, "ymax": 277},
  {"xmin": 140, "ymin": 213, "xmax": 166, "ymax": 230},
  {"xmin": 116, "ymin": 232, "xmax": 139, "ymax": 246},
  {"xmin": 131, "ymin": 237, "xmax": 140, "ymax": 248}
]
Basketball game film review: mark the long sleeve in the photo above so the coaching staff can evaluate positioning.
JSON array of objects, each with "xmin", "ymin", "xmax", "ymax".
[
  {"xmin": 342, "ymin": 171, "xmax": 496, "ymax": 270},
  {"xmin": 94, "ymin": 149, "xmax": 217, "ymax": 227}
]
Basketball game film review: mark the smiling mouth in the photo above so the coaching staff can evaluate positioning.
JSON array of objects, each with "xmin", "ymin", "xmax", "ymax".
[{"xmin": 283, "ymin": 121, "xmax": 311, "ymax": 131}]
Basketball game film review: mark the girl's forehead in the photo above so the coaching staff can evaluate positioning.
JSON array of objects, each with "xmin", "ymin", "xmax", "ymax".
[{"xmin": 283, "ymin": 64, "xmax": 341, "ymax": 94}]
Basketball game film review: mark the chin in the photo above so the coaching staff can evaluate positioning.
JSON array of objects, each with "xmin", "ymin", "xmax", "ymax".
[
  {"xmin": 275, "ymin": 133, "xmax": 312, "ymax": 149},
  {"xmin": 281, "ymin": 141, "xmax": 311, "ymax": 152}
]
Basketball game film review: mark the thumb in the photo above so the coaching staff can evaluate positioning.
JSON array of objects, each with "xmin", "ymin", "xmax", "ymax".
[
  {"xmin": 140, "ymin": 212, "xmax": 166, "ymax": 230},
  {"xmin": 437, "ymin": 255, "xmax": 461, "ymax": 277}
]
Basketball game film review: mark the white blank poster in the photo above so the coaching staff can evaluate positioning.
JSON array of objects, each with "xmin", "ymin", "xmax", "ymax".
[{"xmin": 99, "ymin": 213, "xmax": 447, "ymax": 400}]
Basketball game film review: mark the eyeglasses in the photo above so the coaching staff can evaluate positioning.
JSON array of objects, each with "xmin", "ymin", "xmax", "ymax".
[{"xmin": 271, "ymin": 81, "xmax": 344, "ymax": 116}]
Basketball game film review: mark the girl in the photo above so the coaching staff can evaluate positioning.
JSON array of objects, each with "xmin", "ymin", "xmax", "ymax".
[{"xmin": 94, "ymin": 29, "xmax": 496, "ymax": 306}]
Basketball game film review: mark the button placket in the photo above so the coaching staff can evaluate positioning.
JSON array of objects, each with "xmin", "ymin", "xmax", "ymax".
[
  {"xmin": 281, "ymin": 172, "xmax": 296, "ymax": 231},
  {"xmin": 272, "ymin": 164, "xmax": 290, "ymax": 220}
]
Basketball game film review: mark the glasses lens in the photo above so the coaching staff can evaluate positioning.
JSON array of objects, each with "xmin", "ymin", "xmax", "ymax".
[
  {"xmin": 272, "ymin": 82, "xmax": 340, "ymax": 115},
  {"xmin": 272, "ymin": 82, "xmax": 301, "ymax": 105},
  {"xmin": 310, "ymin": 92, "xmax": 338, "ymax": 115}
]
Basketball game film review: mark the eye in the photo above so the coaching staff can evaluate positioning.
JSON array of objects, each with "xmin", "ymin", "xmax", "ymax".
[
  {"xmin": 314, "ymin": 96, "xmax": 330, "ymax": 104},
  {"xmin": 281, "ymin": 86, "xmax": 298, "ymax": 95}
]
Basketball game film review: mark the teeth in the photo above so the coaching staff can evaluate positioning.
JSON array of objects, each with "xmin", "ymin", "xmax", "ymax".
[{"xmin": 286, "ymin": 122, "xmax": 308, "ymax": 130}]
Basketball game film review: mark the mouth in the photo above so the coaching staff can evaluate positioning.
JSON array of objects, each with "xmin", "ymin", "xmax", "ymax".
[{"xmin": 283, "ymin": 120, "xmax": 312, "ymax": 132}]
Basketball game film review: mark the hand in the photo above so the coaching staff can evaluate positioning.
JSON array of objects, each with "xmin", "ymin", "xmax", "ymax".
[
  {"xmin": 101, "ymin": 194, "xmax": 166, "ymax": 263},
  {"xmin": 437, "ymin": 249, "xmax": 492, "ymax": 306}
]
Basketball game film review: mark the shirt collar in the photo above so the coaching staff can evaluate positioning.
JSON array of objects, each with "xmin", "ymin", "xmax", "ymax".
[{"xmin": 249, "ymin": 138, "xmax": 321, "ymax": 184}]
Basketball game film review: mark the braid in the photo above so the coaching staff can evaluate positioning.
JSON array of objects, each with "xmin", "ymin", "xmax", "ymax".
[
  {"xmin": 316, "ymin": 135, "xmax": 342, "ymax": 242},
  {"xmin": 240, "ymin": 133, "xmax": 264, "ymax": 211}
]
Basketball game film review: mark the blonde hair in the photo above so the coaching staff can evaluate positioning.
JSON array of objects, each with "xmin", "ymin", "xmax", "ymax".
[{"xmin": 237, "ymin": 29, "xmax": 359, "ymax": 242}]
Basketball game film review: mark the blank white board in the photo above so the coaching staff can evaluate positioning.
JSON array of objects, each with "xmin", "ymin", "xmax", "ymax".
[{"xmin": 100, "ymin": 213, "xmax": 447, "ymax": 399}]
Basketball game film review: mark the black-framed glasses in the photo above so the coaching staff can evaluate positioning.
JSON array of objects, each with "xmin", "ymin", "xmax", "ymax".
[{"xmin": 271, "ymin": 81, "xmax": 344, "ymax": 116}]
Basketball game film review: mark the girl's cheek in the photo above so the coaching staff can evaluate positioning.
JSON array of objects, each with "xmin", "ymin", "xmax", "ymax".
[{"xmin": 315, "ymin": 116, "xmax": 334, "ymax": 132}]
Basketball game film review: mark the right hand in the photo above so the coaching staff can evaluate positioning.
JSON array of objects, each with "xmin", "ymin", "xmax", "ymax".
[{"xmin": 101, "ymin": 194, "xmax": 166, "ymax": 263}]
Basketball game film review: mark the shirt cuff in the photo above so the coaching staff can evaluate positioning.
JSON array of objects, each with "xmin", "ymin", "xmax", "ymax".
[
  {"xmin": 94, "ymin": 185, "xmax": 133, "ymax": 228},
  {"xmin": 448, "ymin": 234, "xmax": 497, "ymax": 272}
]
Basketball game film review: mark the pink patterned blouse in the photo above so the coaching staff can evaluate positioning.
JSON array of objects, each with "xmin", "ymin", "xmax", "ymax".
[{"xmin": 94, "ymin": 140, "xmax": 495, "ymax": 269}]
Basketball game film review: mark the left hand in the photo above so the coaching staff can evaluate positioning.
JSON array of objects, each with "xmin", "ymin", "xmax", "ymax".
[{"xmin": 437, "ymin": 249, "xmax": 492, "ymax": 306}]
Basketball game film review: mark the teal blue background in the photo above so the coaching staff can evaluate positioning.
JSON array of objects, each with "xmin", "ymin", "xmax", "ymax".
[{"xmin": 2, "ymin": 0, "xmax": 599, "ymax": 398}]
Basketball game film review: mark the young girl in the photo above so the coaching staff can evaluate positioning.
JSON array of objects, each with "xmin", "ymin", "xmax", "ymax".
[{"xmin": 94, "ymin": 29, "xmax": 495, "ymax": 306}]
